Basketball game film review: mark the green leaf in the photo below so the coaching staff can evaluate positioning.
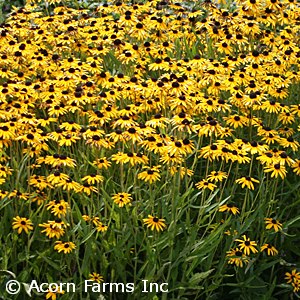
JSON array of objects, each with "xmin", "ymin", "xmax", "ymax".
[
  {"xmin": 80, "ymin": 228, "xmax": 97, "ymax": 245},
  {"xmin": 189, "ymin": 269, "xmax": 214, "ymax": 285},
  {"xmin": 284, "ymin": 215, "xmax": 300, "ymax": 228}
]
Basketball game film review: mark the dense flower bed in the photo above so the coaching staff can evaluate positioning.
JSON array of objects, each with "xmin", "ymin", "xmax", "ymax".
[{"xmin": 0, "ymin": 0, "xmax": 300, "ymax": 299}]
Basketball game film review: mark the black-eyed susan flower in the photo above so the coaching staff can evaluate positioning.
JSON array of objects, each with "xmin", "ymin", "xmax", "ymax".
[
  {"xmin": 0, "ymin": 190, "xmax": 8, "ymax": 199},
  {"xmin": 278, "ymin": 111, "xmax": 295, "ymax": 125},
  {"xmin": 39, "ymin": 222, "xmax": 65, "ymax": 239},
  {"xmin": 47, "ymin": 200, "xmax": 70, "ymax": 218},
  {"xmin": 54, "ymin": 241, "xmax": 76, "ymax": 254},
  {"xmin": 143, "ymin": 215, "xmax": 167, "ymax": 232},
  {"xmin": 12, "ymin": 216, "xmax": 33, "ymax": 234},
  {"xmin": 224, "ymin": 115, "xmax": 248, "ymax": 128},
  {"xmin": 9, "ymin": 190, "xmax": 29, "ymax": 200},
  {"xmin": 47, "ymin": 220, "xmax": 69, "ymax": 230},
  {"xmin": 226, "ymin": 248, "xmax": 249, "ymax": 268},
  {"xmin": 96, "ymin": 222, "xmax": 108, "ymax": 232},
  {"xmin": 243, "ymin": 141, "xmax": 268, "ymax": 155},
  {"xmin": 0, "ymin": 165, "xmax": 13, "ymax": 177},
  {"xmin": 265, "ymin": 218, "xmax": 282, "ymax": 232},
  {"xmin": 279, "ymin": 137, "xmax": 299, "ymax": 152},
  {"xmin": 195, "ymin": 179, "xmax": 217, "ymax": 191},
  {"xmin": 57, "ymin": 178, "xmax": 81, "ymax": 192},
  {"xmin": 199, "ymin": 144, "xmax": 221, "ymax": 161},
  {"xmin": 31, "ymin": 191, "xmax": 47, "ymax": 206},
  {"xmin": 169, "ymin": 166, "xmax": 193, "ymax": 179},
  {"xmin": 93, "ymin": 157, "xmax": 111, "ymax": 169},
  {"xmin": 47, "ymin": 171, "xmax": 69, "ymax": 185},
  {"xmin": 46, "ymin": 287, "xmax": 65, "ymax": 300},
  {"xmin": 256, "ymin": 151, "xmax": 275, "ymax": 166},
  {"xmin": 167, "ymin": 140, "xmax": 189, "ymax": 156},
  {"xmin": 82, "ymin": 174, "xmax": 104, "ymax": 185},
  {"xmin": 260, "ymin": 244, "xmax": 278, "ymax": 256},
  {"xmin": 79, "ymin": 183, "xmax": 98, "ymax": 195},
  {"xmin": 292, "ymin": 281, "xmax": 300, "ymax": 293},
  {"xmin": 235, "ymin": 176, "xmax": 259, "ymax": 190},
  {"xmin": 219, "ymin": 204, "xmax": 240, "ymax": 215},
  {"xmin": 112, "ymin": 192, "xmax": 132, "ymax": 207},
  {"xmin": 89, "ymin": 272, "xmax": 104, "ymax": 283},
  {"xmin": 207, "ymin": 171, "xmax": 227, "ymax": 182},
  {"xmin": 235, "ymin": 235, "xmax": 258, "ymax": 255},
  {"xmin": 91, "ymin": 217, "xmax": 101, "ymax": 226},
  {"xmin": 285, "ymin": 269, "xmax": 300, "ymax": 284},
  {"xmin": 277, "ymin": 151, "xmax": 294, "ymax": 166},
  {"xmin": 138, "ymin": 166, "xmax": 161, "ymax": 184},
  {"xmin": 160, "ymin": 153, "xmax": 183, "ymax": 165},
  {"xmin": 82, "ymin": 215, "xmax": 91, "ymax": 222},
  {"xmin": 292, "ymin": 159, "xmax": 300, "ymax": 175},
  {"xmin": 43, "ymin": 154, "xmax": 76, "ymax": 168},
  {"xmin": 264, "ymin": 163, "xmax": 287, "ymax": 179},
  {"xmin": 112, "ymin": 152, "xmax": 147, "ymax": 166}
]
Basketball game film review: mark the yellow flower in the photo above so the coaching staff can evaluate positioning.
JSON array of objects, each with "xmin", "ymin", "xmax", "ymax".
[
  {"xmin": 45, "ymin": 287, "xmax": 65, "ymax": 300},
  {"xmin": 47, "ymin": 172, "xmax": 69, "ymax": 185},
  {"xmin": 195, "ymin": 179, "xmax": 217, "ymax": 191},
  {"xmin": 12, "ymin": 216, "xmax": 33, "ymax": 234},
  {"xmin": 39, "ymin": 222, "xmax": 65, "ymax": 239},
  {"xmin": 47, "ymin": 200, "xmax": 70, "ymax": 218},
  {"xmin": 138, "ymin": 166, "xmax": 161, "ymax": 184},
  {"xmin": 54, "ymin": 241, "xmax": 76, "ymax": 254},
  {"xmin": 89, "ymin": 272, "xmax": 104, "ymax": 283},
  {"xmin": 235, "ymin": 235, "xmax": 258, "ymax": 256},
  {"xmin": 265, "ymin": 218, "xmax": 282, "ymax": 232},
  {"xmin": 93, "ymin": 157, "xmax": 111, "ymax": 169},
  {"xmin": 219, "ymin": 204, "xmax": 240, "ymax": 215},
  {"xmin": 235, "ymin": 176, "xmax": 259, "ymax": 190},
  {"xmin": 112, "ymin": 192, "xmax": 132, "ymax": 207},
  {"xmin": 264, "ymin": 164, "xmax": 287, "ymax": 179},
  {"xmin": 143, "ymin": 215, "xmax": 167, "ymax": 232},
  {"xmin": 96, "ymin": 223, "xmax": 108, "ymax": 232},
  {"xmin": 207, "ymin": 171, "xmax": 227, "ymax": 182},
  {"xmin": 285, "ymin": 269, "xmax": 300, "ymax": 284},
  {"xmin": 260, "ymin": 244, "xmax": 278, "ymax": 256},
  {"xmin": 226, "ymin": 248, "xmax": 249, "ymax": 268},
  {"xmin": 82, "ymin": 174, "xmax": 104, "ymax": 185},
  {"xmin": 79, "ymin": 183, "xmax": 98, "ymax": 195}
]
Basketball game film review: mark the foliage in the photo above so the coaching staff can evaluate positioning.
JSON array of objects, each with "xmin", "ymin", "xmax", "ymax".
[{"xmin": 0, "ymin": 0, "xmax": 300, "ymax": 299}]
